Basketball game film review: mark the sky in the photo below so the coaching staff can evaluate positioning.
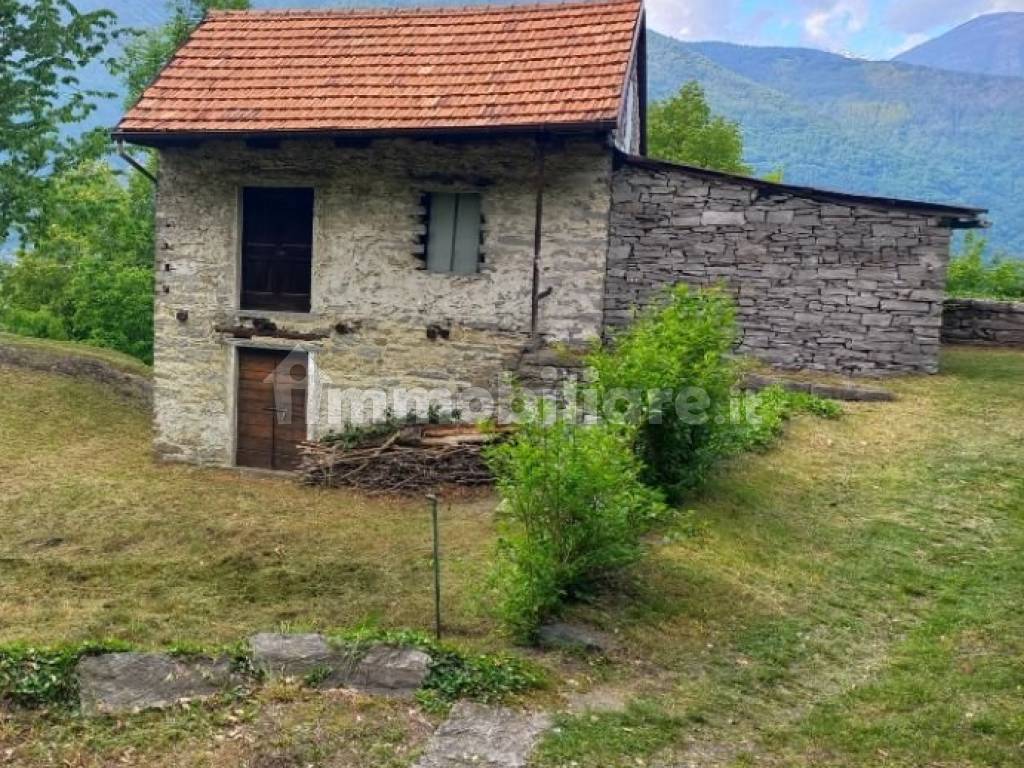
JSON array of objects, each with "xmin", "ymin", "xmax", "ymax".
[
  {"xmin": 644, "ymin": 0, "xmax": 1024, "ymax": 59},
  {"xmin": 75, "ymin": 0, "xmax": 1024, "ymax": 60}
]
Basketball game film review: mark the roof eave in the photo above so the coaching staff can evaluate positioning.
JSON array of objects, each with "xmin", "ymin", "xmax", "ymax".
[{"xmin": 111, "ymin": 120, "xmax": 621, "ymax": 148}]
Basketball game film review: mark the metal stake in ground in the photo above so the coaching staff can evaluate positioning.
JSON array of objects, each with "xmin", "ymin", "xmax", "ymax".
[{"xmin": 427, "ymin": 494, "xmax": 442, "ymax": 640}]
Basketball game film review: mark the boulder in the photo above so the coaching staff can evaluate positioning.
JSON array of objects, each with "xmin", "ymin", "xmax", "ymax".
[
  {"xmin": 77, "ymin": 653, "xmax": 236, "ymax": 715},
  {"xmin": 249, "ymin": 633, "xmax": 335, "ymax": 679},
  {"xmin": 537, "ymin": 622, "xmax": 616, "ymax": 654},
  {"xmin": 349, "ymin": 644, "xmax": 432, "ymax": 697},
  {"xmin": 413, "ymin": 702, "xmax": 552, "ymax": 768}
]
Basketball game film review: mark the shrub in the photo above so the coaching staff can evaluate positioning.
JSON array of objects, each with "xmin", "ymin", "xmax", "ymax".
[
  {"xmin": 588, "ymin": 284, "xmax": 739, "ymax": 499},
  {"xmin": 947, "ymin": 233, "xmax": 1024, "ymax": 300},
  {"xmin": 486, "ymin": 413, "xmax": 666, "ymax": 639}
]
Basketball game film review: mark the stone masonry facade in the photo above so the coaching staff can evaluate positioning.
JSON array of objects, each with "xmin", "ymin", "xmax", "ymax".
[
  {"xmin": 152, "ymin": 139, "xmax": 974, "ymax": 466},
  {"xmin": 605, "ymin": 158, "xmax": 952, "ymax": 375},
  {"xmin": 153, "ymin": 136, "xmax": 612, "ymax": 465}
]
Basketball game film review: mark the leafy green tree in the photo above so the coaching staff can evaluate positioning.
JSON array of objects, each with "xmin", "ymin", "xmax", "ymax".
[
  {"xmin": 117, "ymin": 0, "xmax": 250, "ymax": 108},
  {"xmin": 0, "ymin": 0, "xmax": 249, "ymax": 362},
  {"xmin": 0, "ymin": 0, "xmax": 116, "ymax": 241},
  {"xmin": 0, "ymin": 161, "xmax": 155, "ymax": 360},
  {"xmin": 647, "ymin": 81, "xmax": 752, "ymax": 175}
]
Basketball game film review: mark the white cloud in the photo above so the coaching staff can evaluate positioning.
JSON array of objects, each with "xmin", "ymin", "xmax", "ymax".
[
  {"xmin": 644, "ymin": 0, "xmax": 739, "ymax": 40},
  {"xmin": 800, "ymin": 0, "xmax": 871, "ymax": 49}
]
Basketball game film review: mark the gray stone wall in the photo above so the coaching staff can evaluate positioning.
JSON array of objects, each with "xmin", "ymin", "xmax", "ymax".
[
  {"xmin": 153, "ymin": 136, "xmax": 612, "ymax": 465},
  {"xmin": 942, "ymin": 299, "xmax": 1024, "ymax": 346},
  {"xmin": 606, "ymin": 161, "xmax": 952, "ymax": 375}
]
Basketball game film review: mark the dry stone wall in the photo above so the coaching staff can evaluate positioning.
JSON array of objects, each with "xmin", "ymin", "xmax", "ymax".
[
  {"xmin": 942, "ymin": 299, "xmax": 1024, "ymax": 346},
  {"xmin": 606, "ymin": 160, "xmax": 953, "ymax": 375}
]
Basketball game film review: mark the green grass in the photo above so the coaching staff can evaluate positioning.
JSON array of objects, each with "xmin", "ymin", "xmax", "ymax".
[
  {"xmin": 0, "ymin": 344, "xmax": 1022, "ymax": 766},
  {"xmin": 533, "ymin": 346, "xmax": 1024, "ymax": 767}
]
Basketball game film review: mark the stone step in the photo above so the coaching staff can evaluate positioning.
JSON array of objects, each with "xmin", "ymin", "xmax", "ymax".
[
  {"xmin": 249, "ymin": 633, "xmax": 431, "ymax": 698},
  {"xmin": 77, "ymin": 653, "xmax": 240, "ymax": 716},
  {"xmin": 413, "ymin": 702, "xmax": 552, "ymax": 768}
]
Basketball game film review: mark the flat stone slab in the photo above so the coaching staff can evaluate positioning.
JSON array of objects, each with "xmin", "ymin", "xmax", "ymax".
[
  {"xmin": 537, "ymin": 622, "xmax": 617, "ymax": 654},
  {"xmin": 349, "ymin": 644, "xmax": 432, "ymax": 698},
  {"xmin": 248, "ymin": 635, "xmax": 431, "ymax": 695},
  {"xmin": 77, "ymin": 653, "xmax": 236, "ymax": 715},
  {"xmin": 249, "ymin": 633, "xmax": 335, "ymax": 679},
  {"xmin": 413, "ymin": 702, "xmax": 552, "ymax": 768}
]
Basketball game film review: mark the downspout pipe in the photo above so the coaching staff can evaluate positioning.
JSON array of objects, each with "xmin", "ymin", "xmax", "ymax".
[
  {"xmin": 116, "ymin": 139, "xmax": 157, "ymax": 185},
  {"xmin": 529, "ymin": 135, "xmax": 547, "ymax": 338}
]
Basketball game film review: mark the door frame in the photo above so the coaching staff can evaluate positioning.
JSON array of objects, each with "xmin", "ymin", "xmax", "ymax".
[{"xmin": 228, "ymin": 342, "xmax": 317, "ymax": 469}]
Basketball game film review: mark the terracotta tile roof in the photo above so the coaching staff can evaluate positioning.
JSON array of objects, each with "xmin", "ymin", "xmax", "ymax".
[{"xmin": 117, "ymin": 0, "xmax": 644, "ymax": 137}]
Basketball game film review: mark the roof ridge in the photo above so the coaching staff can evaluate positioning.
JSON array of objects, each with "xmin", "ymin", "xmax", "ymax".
[{"xmin": 206, "ymin": 0, "xmax": 641, "ymax": 19}]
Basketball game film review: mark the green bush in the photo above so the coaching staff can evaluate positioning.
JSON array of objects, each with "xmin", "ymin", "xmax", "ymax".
[
  {"xmin": 588, "ymin": 284, "xmax": 739, "ymax": 499},
  {"xmin": 486, "ymin": 413, "xmax": 666, "ymax": 639},
  {"xmin": 946, "ymin": 233, "xmax": 1024, "ymax": 300}
]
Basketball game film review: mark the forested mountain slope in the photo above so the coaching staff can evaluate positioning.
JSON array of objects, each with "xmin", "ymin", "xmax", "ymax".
[{"xmin": 895, "ymin": 12, "xmax": 1024, "ymax": 78}]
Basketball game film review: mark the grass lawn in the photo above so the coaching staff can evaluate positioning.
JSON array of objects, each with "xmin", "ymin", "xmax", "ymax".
[{"xmin": 0, "ymin": 340, "xmax": 1021, "ymax": 766}]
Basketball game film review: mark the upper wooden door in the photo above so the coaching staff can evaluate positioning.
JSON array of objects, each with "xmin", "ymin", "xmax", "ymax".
[
  {"xmin": 240, "ymin": 187, "xmax": 314, "ymax": 313},
  {"xmin": 236, "ymin": 348, "xmax": 308, "ymax": 470}
]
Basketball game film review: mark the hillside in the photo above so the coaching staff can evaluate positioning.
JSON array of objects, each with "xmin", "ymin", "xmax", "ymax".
[
  {"xmin": 649, "ymin": 33, "xmax": 1024, "ymax": 254},
  {"xmin": 3, "ymin": 340, "xmax": 1024, "ymax": 764},
  {"xmin": 895, "ymin": 12, "xmax": 1024, "ymax": 78}
]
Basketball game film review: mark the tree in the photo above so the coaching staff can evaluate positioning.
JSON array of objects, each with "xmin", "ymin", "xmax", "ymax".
[
  {"xmin": 0, "ymin": 0, "xmax": 251, "ymax": 362},
  {"xmin": 117, "ymin": 0, "xmax": 249, "ymax": 108},
  {"xmin": 0, "ymin": 0, "xmax": 116, "ymax": 242},
  {"xmin": 0, "ymin": 160, "xmax": 156, "ymax": 360},
  {"xmin": 647, "ymin": 81, "xmax": 752, "ymax": 175}
]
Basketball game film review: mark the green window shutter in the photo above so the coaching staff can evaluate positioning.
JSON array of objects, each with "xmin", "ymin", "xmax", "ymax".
[
  {"xmin": 427, "ymin": 192, "xmax": 457, "ymax": 273},
  {"xmin": 426, "ymin": 192, "xmax": 481, "ymax": 274},
  {"xmin": 452, "ymin": 193, "xmax": 482, "ymax": 275}
]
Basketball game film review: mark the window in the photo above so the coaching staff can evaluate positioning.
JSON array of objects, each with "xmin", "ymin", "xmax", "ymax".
[
  {"xmin": 241, "ymin": 187, "xmax": 314, "ymax": 312},
  {"xmin": 424, "ymin": 192, "xmax": 482, "ymax": 274}
]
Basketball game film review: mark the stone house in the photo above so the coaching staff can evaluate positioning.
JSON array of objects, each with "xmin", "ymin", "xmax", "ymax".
[{"xmin": 115, "ymin": 0, "xmax": 984, "ymax": 470}]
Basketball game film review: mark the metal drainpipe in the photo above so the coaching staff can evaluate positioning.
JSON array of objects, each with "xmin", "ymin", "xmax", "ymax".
[
  {"xmin": 530, "ymin": 136, "xmax": 546, "ymax": 338},
  {"xmin": 116, "ymin": 139, "xmax": 157, "ymax": 184}
]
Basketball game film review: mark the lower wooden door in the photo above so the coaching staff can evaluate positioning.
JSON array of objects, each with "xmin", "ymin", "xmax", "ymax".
[{"xmin": 236, "ymin": 348, "xmax": 308, "ymax": 470}]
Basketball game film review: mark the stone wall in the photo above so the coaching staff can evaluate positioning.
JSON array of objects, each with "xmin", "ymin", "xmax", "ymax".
[
  {"xmin": 606, "ymin": 159, "xmax": 953, "ymax": 375},
  {"xmin": 942, "ymin": 299, "xmax": 1024, "ymax": 346},
  {"xmin": 153, "ymin": 136, "xmax": 612, "ymax": 465}
]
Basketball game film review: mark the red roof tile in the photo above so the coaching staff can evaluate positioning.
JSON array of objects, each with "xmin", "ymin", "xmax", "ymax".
[{"xmin": 117, "ymin": 0, "xmax": 644, "ymax": 137}]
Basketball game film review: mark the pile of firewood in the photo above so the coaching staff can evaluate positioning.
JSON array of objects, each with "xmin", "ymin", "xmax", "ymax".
[{"xmin": 298, "ymin": 423, "xmax": 512, "ymax": 493}]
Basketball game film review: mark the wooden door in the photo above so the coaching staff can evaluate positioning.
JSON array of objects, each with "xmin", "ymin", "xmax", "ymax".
[
  {"xmin": 240, "ymin": 187, "xmax": 314, "ymax": 312},
  {"xmin": 236, "ymin": 348, "xmax": 308, "ymax": 470}
]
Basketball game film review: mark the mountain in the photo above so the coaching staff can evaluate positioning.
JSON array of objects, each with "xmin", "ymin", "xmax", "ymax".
[
  {"xmin": 649, "ymin": 33, "xmax": 1024, "ymax": 254},
  {"xmin": 895, "ymin": 12, "xmax": 1024, "ymax": 78},
  {"xmin": 62, "ymin": 2, "xmax": 1024, "ymax": 257}
]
